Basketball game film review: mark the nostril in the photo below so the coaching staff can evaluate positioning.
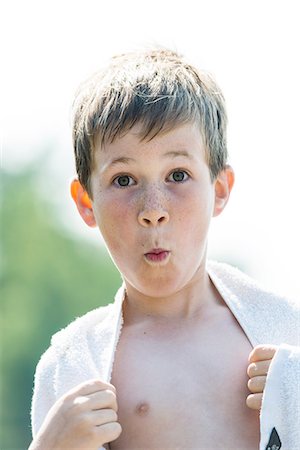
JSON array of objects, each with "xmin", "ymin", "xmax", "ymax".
[{"xmin": 138, "ymin": 210, "xmax": 169, "ymax": 227}]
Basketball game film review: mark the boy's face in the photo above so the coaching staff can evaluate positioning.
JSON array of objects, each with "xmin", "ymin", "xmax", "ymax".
[{"xmin": 73, "ymin": 122, "xmax": 233, "ymax": 298}]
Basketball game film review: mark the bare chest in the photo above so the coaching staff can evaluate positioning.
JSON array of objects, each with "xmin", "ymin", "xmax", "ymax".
[{"xmin": 110, "ymin": 309, "xmax": 260, "ymax": 449}]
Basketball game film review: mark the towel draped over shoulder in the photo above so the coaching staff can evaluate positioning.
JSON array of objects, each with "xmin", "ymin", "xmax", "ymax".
[{"xmin": 31, "ymin": 261, "xmax": 300, "ymax": 450}]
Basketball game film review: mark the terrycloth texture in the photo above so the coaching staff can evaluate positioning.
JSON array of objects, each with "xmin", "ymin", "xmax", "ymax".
[
  {"xmin": 31, "ymin": 261, "xmax": 300, "ymax": 449},
  {"xmin": 31, "ymin": 286, "xmax": 124, "ymax": 437},
  {"xmin": 260, "ymin": 344, "xmax": 300, "ymax": 450}
]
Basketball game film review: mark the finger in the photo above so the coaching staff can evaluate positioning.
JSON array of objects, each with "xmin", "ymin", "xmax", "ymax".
[
  {"xmin": 66, "ymin": 379, "xmax": 116, "ymax": 399},
  {"xmin": 91, "ymin": 408, "xmax": 118, "ymax": 426},
  {"xmin": 246, "ymin": 393, "xmax": 263, "ymax": 410},
  {"xmin": 95, "ymin": 421, "xmax": 122, "ymax": 444},
  {"xmin": 247, "ymin": 359, "xmax": 272, "ymax": 378},
  {"xmin": 247, "ymin": 375, "xmax": 266, "ymax": 393},
  {"xmin": 248, "ymin": 345, "xmax": 277, "ymax": 363},
  {"xmin": 90, "ymin": 389, "xmax": 118, "ymax": 412},
  {"xmin": 73, "ymin": 389, "xmax": 118, "ymax": 412}
]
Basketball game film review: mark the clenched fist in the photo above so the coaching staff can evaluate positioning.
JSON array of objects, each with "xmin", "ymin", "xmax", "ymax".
[
  {"xmin": 29, "ymin": 379, "xmax": 122, "ymax": 450},
  {"xmin": 246, "ymin": 345, "xmax": 278, "ymax": 410}
]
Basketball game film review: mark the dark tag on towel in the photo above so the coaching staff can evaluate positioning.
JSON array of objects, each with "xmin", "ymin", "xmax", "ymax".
[{"xmin": 265, "ymin": 427, "xmax": 281, "ymax": 450}]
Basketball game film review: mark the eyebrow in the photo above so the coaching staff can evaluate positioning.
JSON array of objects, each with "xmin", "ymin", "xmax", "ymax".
[
  {"xmin": 108, "ymin": 156, "xmax": 136, "ymax": 166},
  {"xmin": 102, "ymin": 149, "xmax": 194, "ymax": 173},
  {"xmin": 100, "ymin": 156, "xmax": 133, "ymax": 174},
  {"xmin": 162, "ymin": 150, "xmax": 194, "ymax": 160}
]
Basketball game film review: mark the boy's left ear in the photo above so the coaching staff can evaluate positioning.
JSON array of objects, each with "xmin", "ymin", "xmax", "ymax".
[
  {"xmin": 213, "ymin": 165, "xmax": 235, "ymax": 217},
  {"xmin": 70, "ymin": 179, "xmax": 97, "ymax": 227}
]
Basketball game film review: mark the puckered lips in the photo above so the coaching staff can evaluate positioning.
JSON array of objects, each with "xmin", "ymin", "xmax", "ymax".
[{"xmin": 144, "ymin": 248, "xmax": 170, "ymax": 264}]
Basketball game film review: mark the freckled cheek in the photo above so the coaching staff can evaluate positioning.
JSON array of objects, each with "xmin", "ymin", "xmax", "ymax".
[
  {"xmin": 93, "ymin": 197, "xmax": 135, "ymax": 249},
  {"xmin": 173, "ymin": 191, "xmax": 213, "ymax": 241},
  {"xmin": 174, "ymin": 187, "xmax": 212, "ymax": 219}
]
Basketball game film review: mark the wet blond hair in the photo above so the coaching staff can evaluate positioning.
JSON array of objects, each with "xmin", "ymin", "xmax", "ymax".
[{"xmin": 72, "ymin": 48, "xmax": 228, "ymax": 195}]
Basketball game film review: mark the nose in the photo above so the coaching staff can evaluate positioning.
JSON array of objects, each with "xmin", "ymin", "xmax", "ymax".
[
  {"xmin": 138, "ymin": 208, "xmax": 170, "ymax": 227},
  {"xmin": 137, "ymin": 185, "xmax": 170, "ymax": 227}
]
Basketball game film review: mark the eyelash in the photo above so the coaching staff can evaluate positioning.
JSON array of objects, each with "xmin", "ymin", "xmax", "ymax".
[
  {"xmin": 167, "ymin": 169, "xmax": 189, "ymax": 183},
  {"xmin": 112, "ymin": 169, "xmax": 190, "ymax": 188},
  {"xmin": 113, "ymin": 174, "xmax": 136, "ymax": 188}
]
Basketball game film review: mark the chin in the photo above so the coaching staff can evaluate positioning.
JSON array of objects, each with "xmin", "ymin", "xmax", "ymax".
[
  {"xmin": 127, "ymin": 273, "xmax": 189, "ymax": 299},
  {"xmin": 121, "ymin": 257, "xmax": 206, "ymax": 299}
]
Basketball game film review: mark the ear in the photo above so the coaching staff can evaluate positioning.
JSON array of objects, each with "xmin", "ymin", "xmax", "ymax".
[
  {"xmin": 213, "ymin": 165, "xmax": 235, "ymax": 217},
  {"xmin": 70, "ymin": 179, "xmax": 97, "ymax": 227}
]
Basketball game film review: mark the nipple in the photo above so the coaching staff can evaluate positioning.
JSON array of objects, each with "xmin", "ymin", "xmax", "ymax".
[{"xmin": 135, "ymin": 401, "xmax": 150, "ymax": 417}]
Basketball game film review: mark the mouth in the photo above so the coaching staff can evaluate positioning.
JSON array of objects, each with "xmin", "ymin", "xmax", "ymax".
[{"xmin": 144, "ymin": 248, "xmax": 170, "ymax": 264}]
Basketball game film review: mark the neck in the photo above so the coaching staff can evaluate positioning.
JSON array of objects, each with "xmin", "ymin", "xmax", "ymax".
[{"xmin": 122, "ymin": 265, "xmax": 222, "ymax": 324}]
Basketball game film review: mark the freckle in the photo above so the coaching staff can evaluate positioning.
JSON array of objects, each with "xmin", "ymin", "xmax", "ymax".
[{"xmin": 135, "ymin": 402, "xmax": 150, "ymax": 416}]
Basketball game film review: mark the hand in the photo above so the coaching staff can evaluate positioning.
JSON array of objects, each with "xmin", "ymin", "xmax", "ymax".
[
  {"xmin": 29, "ymin": 379, "xmax": 122, "ymax": 450},
  {"xmin": 246, "ymin": 345, "xmax": 278, "ymax": 410}
]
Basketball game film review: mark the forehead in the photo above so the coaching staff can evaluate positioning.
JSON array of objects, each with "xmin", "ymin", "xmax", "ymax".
[{"xmin": 93, "ymin": 121, "xmax": 206, "ymax": 164}]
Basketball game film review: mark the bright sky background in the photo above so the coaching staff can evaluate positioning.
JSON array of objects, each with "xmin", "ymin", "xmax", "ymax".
[{"xmin": 1, "ymin": 0, "xmax": 299, "ymax": 299}]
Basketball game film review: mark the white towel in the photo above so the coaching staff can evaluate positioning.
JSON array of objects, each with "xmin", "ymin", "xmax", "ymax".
[
  {"xmin": 31, "ymin": 261, "xmax": 300, "ymax": 449},
  {"xmin": 260, "ymin": 344, "xmax": 300, "ymax": 450}
]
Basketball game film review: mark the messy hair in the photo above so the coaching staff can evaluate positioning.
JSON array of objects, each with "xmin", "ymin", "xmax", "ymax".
[{"xmin": 72, "ymin": 48, "xmax": 228, "ymax": 195}]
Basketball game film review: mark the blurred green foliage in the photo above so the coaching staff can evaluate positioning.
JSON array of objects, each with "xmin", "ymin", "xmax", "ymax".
[{"xmin": 0, "ymin": 169, "xmax": 121, "ymax": 449}]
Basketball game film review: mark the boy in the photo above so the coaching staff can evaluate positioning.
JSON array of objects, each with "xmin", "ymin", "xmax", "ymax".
[{"xmin": 30, "ymin": 49, "xmax": 299, "ymax": 450}]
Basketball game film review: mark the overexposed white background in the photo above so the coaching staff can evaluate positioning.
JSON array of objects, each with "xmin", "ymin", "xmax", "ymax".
[{"xmin": 2, "ymin": 0, "xmax": 299, "ymax": 299}]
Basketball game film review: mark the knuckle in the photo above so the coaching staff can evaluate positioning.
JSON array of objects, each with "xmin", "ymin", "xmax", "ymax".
[
  {"xmin": 106, "ymin": 383, "xmax": 117, "ymax": 395},
  {"xmin": 260, "ymin": 360, "xmax": 270, "ymax": 375},
  {"xmin": 250, "ymin": 345, "xmax": 264, "ymax": 361},
  {"xmin": 63, "ymin": 390, "xmax": 77, "ymax": 403},
  {"xmin": 82, "ymin": 379, "xmax": 106, "ymax": 393},
  {"xmin": 96, "ymin": 390, "xmax": 118, "ymax": 411},
  {"xmin": 93, "ymin": 379, "xmax": 109, "ymax": 390},
  {"xmin": 97, "ymin": 421, "xmax": 122, "ymax": 444},
  {"xmin": 73, "ymin": 395, "xmax": 89, "ymax": 407},
  {"xmin": 98, "ymin": 408, "xmax": 117, "ymax": 423},
  {"xmin": 70, "ymin": 398, "xmax": 86, "ymax": 414},
  {"xmin": 248, "ymin": 345, "xmax": 261, "ymax": 362},
  {"xmin": 93, "ymin": 379, "xmax": 117, "ymax": 395},
  {"xmin": 247, "ymin": 361, "xmax": 269, "ymax": 377},
  {"xmin": 57, "ymin": 396, "xmax": 82, "ymax": 419},
  {"xmin": 80, "ymin": 378, "xmax": 109, "ymax": 394},
  {"xmin": 107, "ymin": 388, "xmax": 116, "ymax": 399},
  {"xmin": 115, "ymin": 422, "xmax": 122, "ymax": 437},
  {"xmin": 247, "ymin": 363, "xmax": 256, "ymax": 377},
  {"xmin": 246, "ymin": 394, "xmax": 252, "ymax": 408},
  {"xmin": 255, "ymin": 348, "xmax": 264, "ymax": 360},
  {"xmin": 246, "ymin": 394, "xmax": 257, "ymax": 409},
  {"xmin": 105, "ymin": 389, "xmax": 117, "ymax": 405},
  {"xmin": 250, "ymin": 345, "xmax": 277, "ymax": 363},
  {"xmin": 247, "ymin": 378, "xmax": 254, "ymax": 391},
  {"xmin": 109, "ymin": 409, "xmax": 118, "ymax": 422},
  {"xmin": 265, "ymin": 359, "xmax": 272, "ymax": 370},
  {"xmin": 109, "ymin": 421, "xmax": 122, "ymax": 439},
  {"xmin": 247, "ymin": 377, "xmax": 261, "ymax": 393},
  {"xmin": 246, "ymin": 393, "xmax": 262, "ymax": 410}
]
